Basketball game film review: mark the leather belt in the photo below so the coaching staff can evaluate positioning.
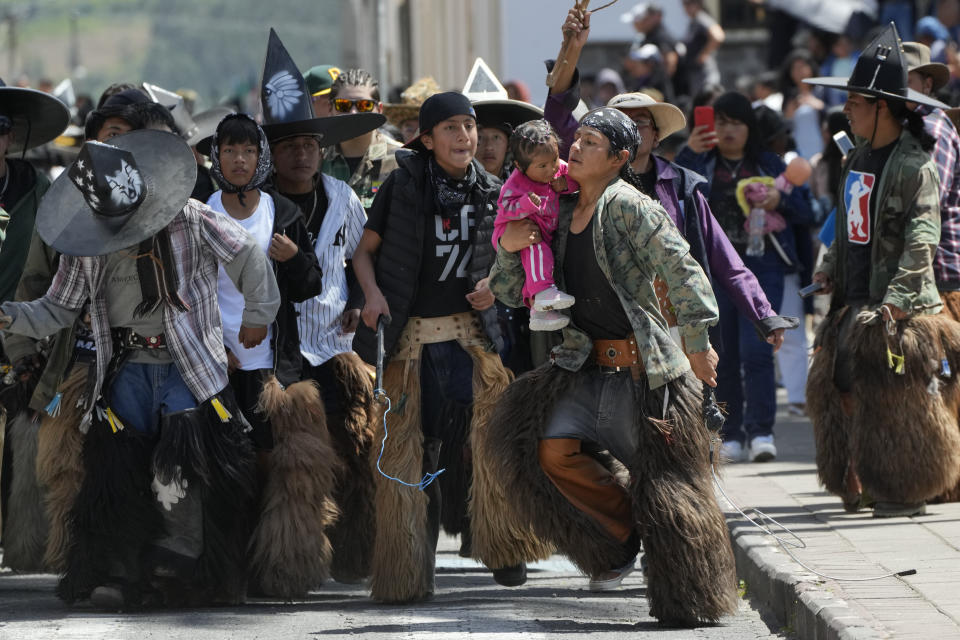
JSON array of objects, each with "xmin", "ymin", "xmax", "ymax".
[
  {"xmin": 591, "ymin": 336, "xmax": 643, "ymax": 375},
  {"xmin": 112, "ymin": 327, "xmax": 168, "ymax": 350}
]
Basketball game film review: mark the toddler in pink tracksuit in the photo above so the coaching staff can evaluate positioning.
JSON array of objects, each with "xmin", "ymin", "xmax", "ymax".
[{"xmin": 493, "ymin": 119, "xmax": 578, "ymax": 331}]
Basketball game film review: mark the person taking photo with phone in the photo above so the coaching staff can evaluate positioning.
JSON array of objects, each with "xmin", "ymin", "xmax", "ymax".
[{"xmin": 675, "ymin": 90, "xmax": 817, "ymax": 463}]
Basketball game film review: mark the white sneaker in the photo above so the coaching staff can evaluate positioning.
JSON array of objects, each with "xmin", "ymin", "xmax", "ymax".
[
  {"xmin": 588, "ymin": 560, "xmax": 636, "ymax": 592},
  {"xmin": 533, "ymin": 286, "xmax": 576, "ymax": 311},
  {"xmin": 529, "ymin": 309, "xmax": 569, "ymax": 331},
  {"xmin": 748, "ymin": 435, "xmax": 777, "ymax": 462},
  {"xmin": 720, "ymin": 440, "xmax": 744, "ymax": 463}
]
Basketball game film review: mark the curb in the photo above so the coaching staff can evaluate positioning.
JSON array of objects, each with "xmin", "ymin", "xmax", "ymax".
[{"xmin": 725, "ymin": 517, "xmax": 888, "ymax": 640}]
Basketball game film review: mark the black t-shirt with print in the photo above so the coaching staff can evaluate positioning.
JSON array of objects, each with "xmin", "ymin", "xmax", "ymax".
[
  {"xmin": 708, "ymin": 156, "xmax": 759, "ymax": 254},
  {"xmin": 843, "ymin": 141, "xmax": 895, "ymax": 302},
  {"xmin": 563, "ymin": 215, "xmax": 633, "ymax": 340},
  {"xmin": 365, "ymin": 185, "xmax": 476, "ymax": 319},
  {"xmin": 409, "ymin": 199, "xmax": 475, "ymax": 318}
]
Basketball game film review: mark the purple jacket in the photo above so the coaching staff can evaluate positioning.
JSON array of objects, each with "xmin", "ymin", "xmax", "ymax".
[{"xmin": 544, "ymin": 77, "xmax": 783, "ymax": 336}]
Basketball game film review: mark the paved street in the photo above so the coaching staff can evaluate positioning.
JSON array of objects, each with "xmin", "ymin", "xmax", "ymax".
[
  {"xmin": 0, "ymin": 535, "xmax": 785, "ymax": 639},
  {"xmin": 720, "ymin": 401, "xmax": 960, "ymax": 639}
]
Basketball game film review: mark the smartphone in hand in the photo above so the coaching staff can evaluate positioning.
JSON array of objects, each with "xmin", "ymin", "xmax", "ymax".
[
  {"xmin": 798, "ymin": 282, "xmax": 825, "ymax": 298},
  {"xmin": 694, "ymin": 105, "xmax": 715, "ymax": 149}
]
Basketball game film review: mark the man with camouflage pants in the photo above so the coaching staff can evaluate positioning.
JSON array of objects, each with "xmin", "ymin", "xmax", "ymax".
[{"xmin": 473, "ymin": 108, "xmax": 738, "ymax": 628}]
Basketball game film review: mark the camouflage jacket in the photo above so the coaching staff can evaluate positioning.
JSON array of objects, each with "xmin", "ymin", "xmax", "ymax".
[
  {"xmin": 322, "ymin": 130, "xmax": 402, "ymax": 210},
  {"xmin": 489, "ymin": 177, "xmax": 719, "ymax": 389},
  {"xmin": 820, "ymin": 129, "xmax": 942, "ymax": 315}
]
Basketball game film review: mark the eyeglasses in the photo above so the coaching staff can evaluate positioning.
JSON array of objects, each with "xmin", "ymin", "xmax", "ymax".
[
  {"xmin": 632, "ymin": 117, "xmax": 656, "ymax": 130},
  {"xmin": 332, "ymin": 98, "xmax": 377, "ymax": 113}
]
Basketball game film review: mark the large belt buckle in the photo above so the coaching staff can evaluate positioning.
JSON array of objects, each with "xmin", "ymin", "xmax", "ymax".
[{"xmin": 600, "ymin": 346, "xmax": 621, "ymax": 373}]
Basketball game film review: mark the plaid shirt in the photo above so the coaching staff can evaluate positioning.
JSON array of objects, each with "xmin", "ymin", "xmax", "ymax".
[
  {"xmin": 919, "ymin": 105, "xmax": 960, "ymax": 290},
  {"xmin": 10, "ymin": 199, "xmax": 279, "ymax": 418}
]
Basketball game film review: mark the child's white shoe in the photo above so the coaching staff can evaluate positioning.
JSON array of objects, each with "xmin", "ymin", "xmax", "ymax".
[
  {"xmin": 533, "ymin": 286, "xmax": 575, "ymax": 311},
  {"xmin": 529, "ymin": 310, "xmax": 569, "ymax": 331}
]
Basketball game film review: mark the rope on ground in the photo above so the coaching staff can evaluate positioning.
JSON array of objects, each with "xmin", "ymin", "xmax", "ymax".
[{"xmin": 710, "ymin": 439, "xmax": 917, "ymax": 582}]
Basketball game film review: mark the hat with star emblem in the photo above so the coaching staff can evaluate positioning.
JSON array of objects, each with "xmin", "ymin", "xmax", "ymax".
[
  {"xmin": 259, "ymin": 28, "xmax": 384, "ymax": 144},
  {"xmin": 36, "ymin": 129, "xmax": 196, "ymax": 256}
]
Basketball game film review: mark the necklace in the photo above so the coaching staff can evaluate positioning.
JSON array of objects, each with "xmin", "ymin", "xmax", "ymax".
[
  {"xmin": 719, "ymin": 156, "xmax": 744, "ymax": 176},
  {"xmin": 304, "ymin": 187, "xmax": 318, "ymax": 230}
]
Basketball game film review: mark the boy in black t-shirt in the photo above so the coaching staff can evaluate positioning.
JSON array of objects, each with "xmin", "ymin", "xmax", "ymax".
[{"xmin": 352, "ymin": 92, "xmax": 527, "ymax": 603}]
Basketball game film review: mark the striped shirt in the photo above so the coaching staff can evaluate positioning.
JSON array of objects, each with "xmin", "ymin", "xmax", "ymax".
[
  {"xmin": 4, "ymin": 199, "xmax": 280, "ymax": 418},
  {"xmin": 295, "ymin": 174, "xmax": 366, "ymax": 366},
  {"xmin": 919, "ymin": 105, "xmax": 960, "ymax": 290}
]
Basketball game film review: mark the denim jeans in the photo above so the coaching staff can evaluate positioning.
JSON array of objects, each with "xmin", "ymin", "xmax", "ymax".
[
  {"xmin": 715, "ymin": 253, "xmax": 785, "ymax": 444},
  {"xmin": 109, "ymin": 362, "xmax": 198, "ymax": 435},
  {"xmin": 542, "ymin": 369, "xmax": 638, "ymax": 464},
  {"xmin": 108, "ymin": 361, "xmax": 203, "ymax": 563},
  {"xmin": 419, "ymin": 341, "xmax": 474, "ymax": 441}
]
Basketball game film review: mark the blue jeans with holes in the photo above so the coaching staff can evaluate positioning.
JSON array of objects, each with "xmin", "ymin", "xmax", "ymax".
[{"xmin": 715, "ymin": 253, "xmax": 785, "ymax": 444}]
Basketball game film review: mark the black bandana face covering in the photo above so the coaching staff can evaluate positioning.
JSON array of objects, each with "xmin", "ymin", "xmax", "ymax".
[
  {"xmin": 209, "ymin": 113, "xmax": 273, "ymax": 195},
  {"xmin": 579, "ymin": 107, "xmax": 640, "ymax": 162}
]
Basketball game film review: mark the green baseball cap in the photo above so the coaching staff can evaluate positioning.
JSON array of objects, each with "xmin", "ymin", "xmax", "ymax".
[{"xmin": 304, "ymin": 64, "xmax": 341, "ymax": 97}]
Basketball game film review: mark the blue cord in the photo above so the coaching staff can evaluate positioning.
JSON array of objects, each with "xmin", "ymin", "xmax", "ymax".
[{"xmin": 374, "ymin": 388, "xmax": 445, "ymax": 491}]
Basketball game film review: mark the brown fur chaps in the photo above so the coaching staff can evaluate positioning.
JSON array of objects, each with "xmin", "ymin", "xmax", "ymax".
[
  {"xmin": 248, "ymin": 378, "xmax": 341, "ymax": 599},
  {"xmin": 35, "ymin": 367, "xmax": 87, "ymax": 571},
  {"xmin": 1, "ymin": 411, "xmax": 49, "ymax": 571},
  {"xmin": 368, "ymin": 344, "xmax": 513, "ymax": 603},
  {"xmin": 809, "ymin": 309, "xmax": 960, "ymax": 505},
  {"xmin": 323, "ymin": 352, "xmax": 377, "ymax": 584},
  {"xmin": 472, "ymin": 365, "xmax": 738, "ymax": 627}
]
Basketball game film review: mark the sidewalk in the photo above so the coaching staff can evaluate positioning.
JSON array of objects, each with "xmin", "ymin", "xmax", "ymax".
[{"xmin": 719, "ymin": 397, "xmax": 960, "ymax": 639}]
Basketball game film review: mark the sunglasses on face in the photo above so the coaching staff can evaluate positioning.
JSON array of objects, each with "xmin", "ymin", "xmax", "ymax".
[{"xmin": 332, "ymin": 98, "xmax": 377, "ymax": 113}]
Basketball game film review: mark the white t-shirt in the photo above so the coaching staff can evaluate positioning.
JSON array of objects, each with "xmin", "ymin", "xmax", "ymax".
[{"xmin": 208, "ymin": 190, "xmax": 276, "ymax": 370}]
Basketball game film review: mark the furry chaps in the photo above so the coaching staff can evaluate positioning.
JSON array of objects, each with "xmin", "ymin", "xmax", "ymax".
[
  {"xmin": 323, "ymin": 352, "xmax": 377, "ymax": 584},
  {"xmin": 807, "ymin": 311, "xmax": 852, "ymax": 498},
  {"xmin": 151, "ymin": 393, "xmax": 257, "ymax": 604},
  {"xmin": 35, "ymin": 366, "xmax": 87, "ymax": 571},
  {"xmin": 248, "ymin": 377, "xmax": 341, "ymax": 599},
  {"xmin": 1, "ymin": 411, "xmax": 49, "ymax": 571},
  {"xmin": 847, "ymin": 312, "xmax": 960, "ymax": 503},
  {"xmin": 472, "ymin": 364, "xmax": 738, "ymax": 627},
  {"xmin": 57, "ymin": 415, "xmax": 162, "ymax": 603},
  {"xmin": 368, "ymin": 344, "xmax": 513, "ymax": 603}
]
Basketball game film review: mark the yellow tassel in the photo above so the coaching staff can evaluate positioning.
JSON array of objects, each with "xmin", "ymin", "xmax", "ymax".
[
  {"xmin": 886, "ymin": 347, "xmax": 905, "ymax": 375},
  {"xmin": 106, "ymin": 407, "xmax": 125, "ymax": 433},
  {"xmin": 211, "ymin": 397, "xmax": 232, "ymax": 422}
]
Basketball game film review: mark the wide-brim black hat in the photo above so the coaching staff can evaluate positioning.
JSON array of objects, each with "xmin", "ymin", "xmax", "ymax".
[
  {"xmin": 261, "ymin": 111, "xmax": 385, "ymax": 145},
  {"xmin": 36, "ymin": 130, "xmax": 197, "ymax": 257},
  {"xmin": 804, "ymin": 23, "xmax": 949, "ymax": 110},
  {"xmin": 472, "ymin": 99, "xmax": 543, "ymax": 133},
  {"xmin": 0, "ymin": 83, "xmax": 71, "ymax": 153}
]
